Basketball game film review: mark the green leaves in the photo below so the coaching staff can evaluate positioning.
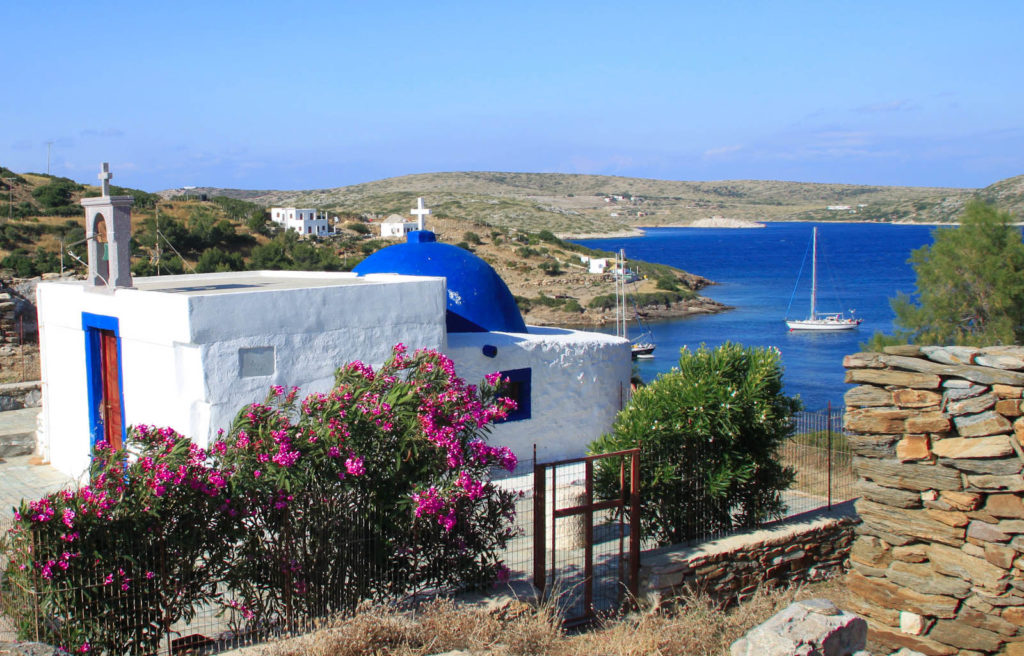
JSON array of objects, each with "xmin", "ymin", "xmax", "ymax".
[
  {"xmin": 890, "ymin": 201, "xmax": 1024, "ymax": 346},
  {"xmin": 590, "ymin": 342, "xmax": 798, "ymax": 546}
]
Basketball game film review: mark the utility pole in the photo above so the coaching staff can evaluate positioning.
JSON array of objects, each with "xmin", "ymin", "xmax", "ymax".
[
  {"xmin": 155, "ymin": 204, "xmax": 161, "ymax": 275},
  {"xmin": 45, "ymin": 141, "xmax": 54, "ymax": 175},
  {"xmin": 2, "ymin": 177, "xmax": 14, "ymax": 222}
]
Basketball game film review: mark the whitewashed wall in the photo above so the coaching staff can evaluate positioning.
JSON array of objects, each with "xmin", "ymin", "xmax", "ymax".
[
  {"xmin": 37, "ymin": 270, "xmax": 630, "ymax": 479},
  {"xmin": 36, "ymin": 272, "xmax": 447, "ymax": 478},
  {"xmin": 187, "ymin": 274, "xmax": 447, "ymax": 444},
  {"xmin": 445, "ymin": 328, "xmax": 631, "ymax": 463}
]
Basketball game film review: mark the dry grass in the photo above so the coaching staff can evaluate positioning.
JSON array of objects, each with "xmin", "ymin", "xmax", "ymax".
[{"xmin": 257, "ymin": 576, "xmax": 849, "ymax": 656}]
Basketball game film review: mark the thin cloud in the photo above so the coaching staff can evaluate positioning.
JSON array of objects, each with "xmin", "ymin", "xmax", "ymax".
[
  {"xmin": 856, "ymin": 99, "xmax": 915, "ymax": 113},
  {"xmin": 81, "ymin": 128, "xmax": 125, "ymax": 138},
  {"xmin": 703, "ymin": 144, "xmax": 743, "ymax": 158}
]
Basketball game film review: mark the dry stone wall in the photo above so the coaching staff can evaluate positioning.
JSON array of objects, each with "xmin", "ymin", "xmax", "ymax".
[
  {"xmin": 845, "ymin": 345, "xmax": 1024, "ymax": 656},
  {"xmin": 640, "ymin": 504, "xmax": 857, "ymax": 608}
]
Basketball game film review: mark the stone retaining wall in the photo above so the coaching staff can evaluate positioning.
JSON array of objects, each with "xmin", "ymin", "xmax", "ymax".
[
  {"xmin": 639, "ymin": 502, "xmax": 858, "ymax": 608},
  {"xmin": 845, "ymin": 345, "xmax": 1024, "ymax": 656},
  {"xmin": 0, "ymin": 381, "xmax": 41, "ymax": 410}
]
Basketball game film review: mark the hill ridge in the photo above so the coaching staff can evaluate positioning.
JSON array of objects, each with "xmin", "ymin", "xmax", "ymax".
[{"xmin": 159, "ymin": 170, "xmax": 1020, "ymax": 235}]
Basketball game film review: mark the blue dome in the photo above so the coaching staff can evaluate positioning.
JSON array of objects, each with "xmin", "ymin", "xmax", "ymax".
[{"xmin": 353, "ymin": 231, "xmax": 527, "ymax": 333}]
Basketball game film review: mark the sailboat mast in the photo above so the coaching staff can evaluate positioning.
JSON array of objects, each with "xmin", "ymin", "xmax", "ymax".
[
  {"xmin": 810, "ymin": 227, "xmax": 818, "ymax": 319},
  {"xmin": 614, "ymin": 249, "xmax": 622, "ymax": 337}
]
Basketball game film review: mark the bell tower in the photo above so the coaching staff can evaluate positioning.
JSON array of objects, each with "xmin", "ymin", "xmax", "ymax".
[{"xmin": 80, "ymin": 162, "xmax": 133, "ymax": 289}]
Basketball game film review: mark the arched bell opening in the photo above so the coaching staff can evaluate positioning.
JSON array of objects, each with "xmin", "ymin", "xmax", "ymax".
[{"xmin": 88, "ymin": 210, "xmax": 110, "ymax": 286}]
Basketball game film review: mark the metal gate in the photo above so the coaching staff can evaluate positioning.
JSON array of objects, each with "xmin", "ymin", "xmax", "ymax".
[{"xmin": 532, "ymin": 449, "xmax": 640, "ymax": 625}]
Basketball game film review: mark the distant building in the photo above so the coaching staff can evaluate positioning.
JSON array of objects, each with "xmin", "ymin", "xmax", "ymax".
[
  {"xmin": 826, "ymin": 205, "xmax": 852, "ymax": 211},
  {"xmin": 270, "ymin": 208, "xmax": 330, "ymax": 237},
  {"xmin": 380, "ymin": 214, "xmax": 418, "ymax": 239},
  {"xmin": 589, "ymin": 258, "xmax": 610, "ymax": 274}
]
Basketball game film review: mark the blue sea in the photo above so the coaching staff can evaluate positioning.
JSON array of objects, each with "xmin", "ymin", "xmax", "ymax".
[{"xmin": 573, "ymin": 222, "xmax": 940, "ymax": 411}]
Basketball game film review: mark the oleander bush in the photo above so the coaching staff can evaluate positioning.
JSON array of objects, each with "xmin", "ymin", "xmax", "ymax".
[
  {"xmin": 590, "ymin": 342, "xmax": 799, "ymax": 546},
  {"xmin": 3, "ymin": 345, "xmax": 518, "ymax": 655}
]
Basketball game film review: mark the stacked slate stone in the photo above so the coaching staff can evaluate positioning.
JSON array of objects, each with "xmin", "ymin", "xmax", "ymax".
[
  {"xmin": 0, "ymin": 290, "xmax": 19, "ymax": 347},
  {"xmin": 845, "ymin": 344, "xmax": 1024, "ymax": 656}
]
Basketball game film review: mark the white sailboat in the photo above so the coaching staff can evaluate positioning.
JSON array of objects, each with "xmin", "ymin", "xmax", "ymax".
[
  {"xmin": 615, "ymin": 249, "xmax": 656, "ymax": 358},
  {"xmin": 785, "ymin": 227, "xmax": 862, "ymax": 332}
]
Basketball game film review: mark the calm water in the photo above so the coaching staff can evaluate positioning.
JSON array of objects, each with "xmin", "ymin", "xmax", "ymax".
[{"xmin": 574, "ymin": 222, "xmax": 939, "ymax": 410}]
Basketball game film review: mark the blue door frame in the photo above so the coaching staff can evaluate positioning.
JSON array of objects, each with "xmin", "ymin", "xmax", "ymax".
[{"xmin": 82, "ymin": 312, "xmax": 126, "ymax": 449}]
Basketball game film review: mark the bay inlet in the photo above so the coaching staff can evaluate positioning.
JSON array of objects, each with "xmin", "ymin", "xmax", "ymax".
[{"xmin": 573, "ymin": 222, "xmax": 938, "ymax": 410}]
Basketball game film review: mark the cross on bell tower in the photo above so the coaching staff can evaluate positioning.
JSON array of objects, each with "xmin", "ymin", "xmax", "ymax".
[
  {"xmin": 80, "ymin": 162, "xmax": 134, "ymax": 289},
  {"xmin": 411, "ymin": 197, "xmax": 430, "ymax": 231},
  {"xmin": 98, "ymin": 162, "xmax": 113, "ymax": 197}
]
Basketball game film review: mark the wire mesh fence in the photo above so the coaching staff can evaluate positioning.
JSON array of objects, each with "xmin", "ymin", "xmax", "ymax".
[{"xmin": 783, "ymin": 405, "xmax": 855, "ymax": 517}]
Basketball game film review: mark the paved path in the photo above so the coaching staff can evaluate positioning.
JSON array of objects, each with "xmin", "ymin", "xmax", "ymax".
[
  {"xmin": 0, "ymin": 407, "xmax": 40, "ymax": 458},
  {"xmin": 0, "ymin": 455, "xmax": 76, "ymax": 520}
]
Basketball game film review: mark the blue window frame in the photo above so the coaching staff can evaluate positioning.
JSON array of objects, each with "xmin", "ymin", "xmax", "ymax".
[
  {"xmin": 496, "ymin": 367, "xmax": 531, "ymax": 422},
  {"xmin": 82, "ymin": 312, "xmax": 126, "ymax": 449}
]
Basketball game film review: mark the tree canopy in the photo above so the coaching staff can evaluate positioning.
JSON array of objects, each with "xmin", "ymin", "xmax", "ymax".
[{"xmin": 877, "ymin": 201, "xmax": 1024, "ymax": 347}]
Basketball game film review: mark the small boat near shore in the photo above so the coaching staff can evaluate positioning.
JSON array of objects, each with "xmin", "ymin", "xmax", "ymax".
[
  {"xmin": 785, "ymin": 227, "xmax": 862, "ymax": 332},
  {"xmin": 615, "ymin": 249, "xmax": 657, "ymax": 358}
]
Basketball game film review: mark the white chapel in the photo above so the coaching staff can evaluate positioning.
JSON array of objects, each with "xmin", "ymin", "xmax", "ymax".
[{"xmin": 35, "ymin": 166, "xmax": 631, "ymax": 479}]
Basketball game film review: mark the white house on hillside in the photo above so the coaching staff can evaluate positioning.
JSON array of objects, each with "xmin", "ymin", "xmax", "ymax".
[
  {"xmin": 270, "ymin": 208, "xmax": 331, "ymax": 237},
  {"xmin": 380, "ymin": 214, "xmax": 418, "ymax": 239}
]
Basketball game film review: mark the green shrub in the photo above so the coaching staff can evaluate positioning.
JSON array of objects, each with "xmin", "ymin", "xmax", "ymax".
[
  {"xmin": 31, "ymin": 177, "xmax": 81, "ymax": 210},
  {"xmin": 656, "ymin": 276, "xmax": 680, "ymax": 292},
  {"xmin": 538, "ymin": 260, "xmax": 561, "ymax": 276},
  {"xmin": 537, "ymin": 229, "xmax": 561, "ymax": 245},
  {"xmin": 463, "ymin": 231, "xmax": 482, "ymax": 245},
  {"xmin": 590, "ymin": 343, "xmax": 799, "ymax": 546},
  {"xmin": 563, "ymin": 299, "xmax": 583, "ymax": 313},
  {"xmin": 347, "ymin": 222, "xmax": 371, "ymax": 235}
]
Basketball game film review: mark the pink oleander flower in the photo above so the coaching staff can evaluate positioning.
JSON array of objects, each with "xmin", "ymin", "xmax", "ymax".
[
  {"xmin": 456, "ymin": 471, "xmax": 485, "ymax": 500},
  {"xmin": 412, "ymin": 487, "xmax": 444, "ymax": 517},
  {"xmin": 345, "ymin": 456, "xmax": 365, "ymax": 476},
  {"xmin": 438, "ymin": 507, "xmax": 457, "ymax": 532}
]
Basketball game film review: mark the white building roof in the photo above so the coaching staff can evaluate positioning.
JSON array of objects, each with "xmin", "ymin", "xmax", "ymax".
[{"xmin": 127, "ymin": 270, "xmax": 425, "ymax": 296}]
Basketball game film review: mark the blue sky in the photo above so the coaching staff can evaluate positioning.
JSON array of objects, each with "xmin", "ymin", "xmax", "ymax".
[{"xmin": 3, "ymin": 1, "xmax": 1022, "ymax": 191}]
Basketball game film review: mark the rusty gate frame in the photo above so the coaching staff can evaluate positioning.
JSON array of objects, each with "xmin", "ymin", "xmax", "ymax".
[{"xmin": 532, "ymin": 448, "xmax": 640, "ymax": 625}]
